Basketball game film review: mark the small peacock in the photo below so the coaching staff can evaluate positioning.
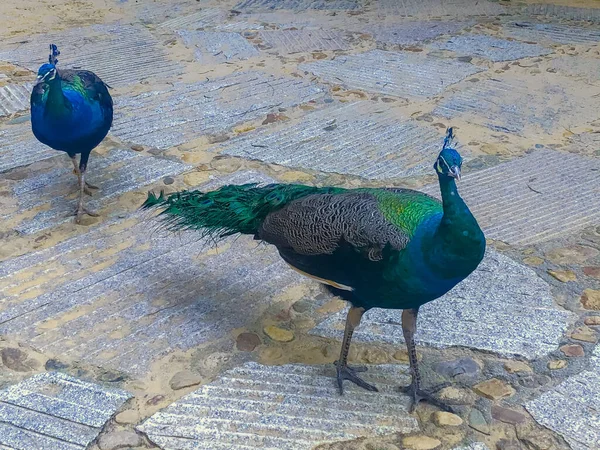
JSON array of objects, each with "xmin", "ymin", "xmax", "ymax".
[
  {"xmin": 142, "ymin": 128, "xmax": 486, "ymax": 412},
  {"xmin": 31, "ymin": 44, "xmax": 113, "ymax": 223}
]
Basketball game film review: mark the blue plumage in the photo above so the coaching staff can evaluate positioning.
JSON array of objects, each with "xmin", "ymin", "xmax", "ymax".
[{"xmin": 30, "ymin": 44, "xmax": 113, "ymax": 223}]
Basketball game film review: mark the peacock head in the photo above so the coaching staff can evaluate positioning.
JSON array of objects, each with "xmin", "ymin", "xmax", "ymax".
[
  {"xmin": 36, "ymin": 44, "xmax": 60, "ymax": 83},
  {"xmin": 434, "ymin": 127, "xmax": 462, "ymax": 181}
]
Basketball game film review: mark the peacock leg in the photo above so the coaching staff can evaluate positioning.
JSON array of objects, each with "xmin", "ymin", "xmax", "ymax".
[
  {"xmin": 335, "ymin": 306, "xmax": 379, "ymax": 394},
  {"xmin": 75, "ymin": 167, "xmax": 99, "ymax": 223},
  {"xmin": 400, "ymin": 308, "xmax": 454, "ymax": 413},
  {"xmin": 70, "ymin": 155, "xmax": 98, "ymax": 194}
]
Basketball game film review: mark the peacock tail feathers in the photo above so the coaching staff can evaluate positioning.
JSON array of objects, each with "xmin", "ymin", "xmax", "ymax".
[{"xmin": 142, "ymin": 183, "xmax": 344, "ymax": 239}]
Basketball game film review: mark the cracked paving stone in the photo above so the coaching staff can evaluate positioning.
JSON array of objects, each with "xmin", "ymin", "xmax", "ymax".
[
  {"xmin": 311, "ymin": 249, "xmax": 575, "ymax": 359},
  {"xmin": 0, "ymin": 24, "xmax": 182, "ymax": 88},
  {"xmin": 220, "ymin": 101, "xmax": 460, "ymax": 179},
  {"xmin": 2, "ymin": 148, "xmax": 191, "ymax": 235},
  {"xmin": 526, "ymin": 345, "xmax": 600, "ymax": 450},
  {"xmin": 0, "ymin": 121, "xmax": 55, "ymax": 173},
  {"xmin": 0, "ymin": 171, "xmax": 311, "ymax": 377},
  {"xmin": 300, "ymin": 50, "xmax": 483, "ymax": 99},
  {"xmin": 372, "ymin": 21, "xmax": 471, "ymax": 47},
  {"xmin": 433, "ymin": 74, "xmax": 600, "ymax": 136},
  {"xmin": 177, "ymin": 31, "xmax": 260, "ymax": 63},
  {"xmin": 548, "ymin": 56, "xmax": 600, "ymax": 84},
  {"xmin": 111, "ymin": 71, "xmax": 324, "ymax": 149},
  {"xmin": 137, "ymin": 362, "xmax": 418, "ymax": 450},
  {"xmin": 258, "ymin": 29, "xmax": 350, "ymax": 53},
  {"xmin": 377, "ymin": 0, "xmax": 505, "ymax": 18},
  {"xmin": 0, "ymin": 83, "xmax": 32, "ymax": 118},
  {"xmin": 503, "ymin": 22, "xmax": 600, "ymax": 45},
  {"xmin": 0, "ymin": 372, "xmax": 131, "ymax": 450},
  {"xmin": 422, "ymin": 150, "xmax": 600, "ymax": 246},
  {"xmin": 429, "ymin": 34, "xmax": 551, "ymax": 62},
  {"xmin": 233, "ymin": 0, "xmax": 361, "ymax": 11}
]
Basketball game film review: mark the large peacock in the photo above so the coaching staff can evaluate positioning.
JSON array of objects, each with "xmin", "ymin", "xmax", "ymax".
[
  {"xmin": 31, "ymin": 44, "xmax": 113, "ymax": 223},
  {"xmin": 143, "ymin": 128, "xmax": 486, "ymax": 412}
]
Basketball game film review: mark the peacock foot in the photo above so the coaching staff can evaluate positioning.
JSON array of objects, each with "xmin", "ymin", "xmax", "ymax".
[
  {"xmin": 399, "ymin": 381, "xmax": 454, "ymax": 413},
  {"xmin": 335, "ymin": 361, "xmax": 379, "ymax": 394},
  {"xmin": 75, "ymin": 204, "xmax": 99, "ymax": 224}
]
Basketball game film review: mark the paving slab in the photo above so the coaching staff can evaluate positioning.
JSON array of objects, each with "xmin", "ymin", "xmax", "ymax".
[
  {"xmin": 423, "ymin": 149, "xmax": 600, "ymax": 246},
  {"xmin": 0, "ymin": 372, "xmax": 131, "ymax": 450},
  {"xmin": 300, "ymin": 50, "xmax": 483, "ymax": 99},
  {"xmin": 234, "ymin": 0, "xmax": 361, "ymax": 11},
  {"xmin": 523, "ymin": 4, "xmax": 600, "ymax": 22},
  {"xmin": 377, "ymin": 0, "xmax": 505, "ymax": 18},
  {"xmin": 2, "ymin": 148, "xmax": 191, "ymax": 235},
  {"xmin": 158, "ymin": 8, "xmax": 229, "ymax": 30},
  {"xmin": 373, "ymin": 21, "xmax": 471, "ymax": 47},
  {"xmin": 111, "ymin": 71, "xmax": 325, "ymax": 149},
  {"xmin": 177, "ymin": 31, "xmax": 260, "ymax": 63},
  {"xmin": 433, "ymin": 75, "xmax": 600, "ymax": 136},
  {"xmin": 526, "ymin": 346, "xmax": 600, "ymax": 450},
  {"xmin": 311, "ymin": 249, "xmax": 574, "ymax": 359},
  {"xmin": 0, "ymin": 171, "xmax": 309, "ymax": 376},
  {"xmin": 258, "ymin": 29, "xmax": 350, "ymax": 53},
  {"xmin": 503, "ymin": 22, "xmax": 600, "ymax": 45},
  {"xmin": 138, "ymin": 362, "xmax": 419, "ymax": 450},
  {"xmin": 0, "ymin": 120, "xmax": 55, "ymax": 173},
  {"xmin": 429, "ymin": 34, "xmax": 551, "ymax": 62},
  {"xmin": 220, "ymin": 101, "xmax": 455, "ymax": 179},
  {"xmin": 0, "ymin": 83, "xmax": 31, "ymax": 118},
  {"xmin": 0, "ymin": 24, "xmax": 181, "ymax": 88}
]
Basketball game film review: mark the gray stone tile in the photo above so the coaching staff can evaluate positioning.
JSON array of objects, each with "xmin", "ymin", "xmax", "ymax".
[
  {"xmin": 0, "ymin": 83, "xmax": 31, "ymax": 118},
  {"xmin": 0, "ymin": 372, "xmax": 131, "ymax": 450},
  {"xmin": 300, "ymin": 50, "xmax": 483, "ymax": 98},
  {"xmin": 234, "ymin": 0, "xmax": 361, "ymax": 11},
  {"xmin": 111, "ymin": 71, "xmax": 325, "ymax": 149},
  {"xmin": 377, "ymin": 0, "xmax": 505, "ymax": 18},
  {"xmin": 433, "ymin": 75, "xmax": 599, "ymax": 135},
  {"xmin": 0, "ymin": 121, "xmax": 55, "ymax": 173},
  {"xmin": 430, "ymin": 34, "xmax": 551, "ymax": 62},
  {"xmin": 258, "ymin": 29, "xmax": 350, "ymax": 53},
  {"xmin": 0, "ymin": 171, "xmax": 309, "ymax": 377},
  {"xmin": 220, "ymin": 101, "xmax": 458, "ymax": 179},
  {"xmin": 138, "ymin": 362, "xmax": 419, "ymax": 449},
  {"xmin": 311, "ymin": 249, "xmax": 575, "ymax": 359},
  {"xmin": 0, "ymin": 24, "xmax": 181, "ymax": 89},
  {"xmin": 526, "ymin": 346, "xmax": 600, "ymax": 450},
  {"xmin": 421, "ymin": 149, "xmax": 600, "ymax": 246},
  {"xmin": 523, "ymin": 3, "xmax": 600, "ymax": 22},
  {"xmin": 177, "ymin": 31, "xmax": 259, "ymax": 63},
  {"xmin": 158, "ymin": 8, "xmax": 229, "ymax": 30},
  {"xmin": 504, "ymin": 22, "xmax": 600, "ymax": 45},
  {"xmin": 373, "ymin": 21, "xmax": 471, "ymax": 47},
  {"xmin": 2, "ymin": 148, "xmax": 191, "ymax": 235}
]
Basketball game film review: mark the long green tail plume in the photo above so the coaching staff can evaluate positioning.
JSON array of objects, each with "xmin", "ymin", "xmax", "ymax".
[{"xmin": 142, "ymin": 183, "xmax": 343, "ymax": 239}]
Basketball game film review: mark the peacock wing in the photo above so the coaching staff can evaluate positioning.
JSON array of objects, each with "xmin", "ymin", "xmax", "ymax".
[{"xmin": 60, "ymin": 69, "xmax": 113, "ymax": 108}]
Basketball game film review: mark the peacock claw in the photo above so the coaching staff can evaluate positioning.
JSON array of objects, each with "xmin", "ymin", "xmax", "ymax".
[
  {"xmin": 75, "ymin": 205, "xmax": 99, "ymax": 224},
  {"xmin": 335, "ymin": 362, "xmax": 379, "ymax": 394},
  {"xmin": 400, "ymin": 382, "xmax": 455, "ymax": 413}
]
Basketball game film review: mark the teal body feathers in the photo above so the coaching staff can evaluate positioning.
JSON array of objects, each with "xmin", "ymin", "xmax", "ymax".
[
  {"xmin": 30, "ymin": 44, "xmax": 113, "ymax": 222},
  {"xmin": 143, "ymin": 128, "xmax": 485, "ymax": 409}
]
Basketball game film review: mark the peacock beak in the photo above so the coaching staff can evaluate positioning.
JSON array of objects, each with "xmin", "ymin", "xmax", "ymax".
[{"xmin": 449, "ymin": 166, "xmax": 461, "ymax": 181}]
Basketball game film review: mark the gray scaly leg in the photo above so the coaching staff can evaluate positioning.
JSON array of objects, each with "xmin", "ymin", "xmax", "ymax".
[
  {"xmin": 400, "ymin": 308, "xmax": 453, "ymax": 413},
  {"xmin": 70, "ymin": 155, "xmax": 98, "ymax": 195},
  {"xmin": 335, "ymin": 306, "xmax": 378, "ymax": 394},
  {"xmin": 75, "ymin": 167, "xmax": 99, "ymax": 223}
]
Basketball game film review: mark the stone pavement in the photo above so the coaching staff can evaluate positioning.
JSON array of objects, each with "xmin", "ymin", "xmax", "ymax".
[{"xmin": 0, "ymin": 1, "xmax": 599, "ymax": 449}]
